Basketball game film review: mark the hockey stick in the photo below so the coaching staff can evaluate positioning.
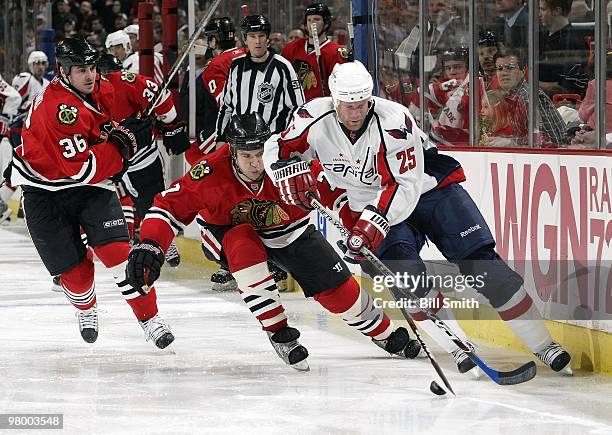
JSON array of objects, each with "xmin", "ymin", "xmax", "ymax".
[
  {"xmin": 309, "ymin": 198, "xmax": 537, "ymax": 386},
  {"xmin": 145, "ymin": 0, "xmax": 222, "ymax": 116},
  {"xmin": 310, "ymin": 23, "xmax": 327, "ymax": 97},
  {"xmin": 309, "ymin": 198, "xmax": 455, "ymax": 396}
]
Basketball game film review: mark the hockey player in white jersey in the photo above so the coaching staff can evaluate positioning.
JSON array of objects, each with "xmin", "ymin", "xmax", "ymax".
[
  {"xmin": 12, "ymin": 51, "xmax": 50, "ymax": 112},
  {"xmin": 0, "ymin": 74, "xmax": 23, "ymax": 223},
  {"xmin": 264, "ymin": 61, "xmax": 572, "ymax": 375},
  {"xmin": 106, "ymin": 29, "xmax": 164, "ymax": 84}
]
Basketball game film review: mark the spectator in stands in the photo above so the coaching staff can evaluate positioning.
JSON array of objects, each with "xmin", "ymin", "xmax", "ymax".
[
  {"xmin": 53, "ymin": 0, "xmax": 77, "ymax": 39},
  {"xmin": 493, "ymin": 47, "xmax": 567, "ymax": 146},
  {"xmin": 288, "ymin": 28, "xmax": 305, "ymax": 42},
  {"xmin": 538, "ymin": 0, "xmax": 590, "ymax": 98},
  {"xmin": 78, "ymin": 1, "xmax": 95, "ymax": 34},
  {"xmin": 90, "ymin": 16, "xmax": 107, "ymax": 41},
  {"xmin": 114, "ymin": 13, "xmax": 128, "ymax": 31},
  {"xmin": 492, "ymin": 0, "xmax": 528, "ymax": 53},
  {"xmin": 63, "ymin": 17, "xmax": 78, "ymax": 38},
  {"xmin": 102, "ymin": 0, "xmax": 123, "ymax": 32},
  {"xmin": 269, "ymin": 32, "xmax": 286, "ymax": 53},
  {"xmin": 570, "ymin": 51, "xmax": 612, "ymax": 148}
]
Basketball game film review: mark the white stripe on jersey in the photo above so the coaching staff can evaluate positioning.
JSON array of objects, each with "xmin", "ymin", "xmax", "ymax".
[{"xmin": 216, "ymin": 52, "xmax": 304, "ymax": 138}]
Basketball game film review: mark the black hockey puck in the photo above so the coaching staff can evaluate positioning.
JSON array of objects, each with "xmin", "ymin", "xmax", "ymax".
[{"xmin": 430, "ymin": 380, "xmax": 446, "ymax": 396}]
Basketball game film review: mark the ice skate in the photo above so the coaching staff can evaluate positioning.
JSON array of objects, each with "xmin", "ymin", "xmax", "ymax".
[
  {"xmin": 51, "ymin": 275, "xmax": 62, "ymax": 292},
  {"xmin": 266, "ymin": 326, "xmax": 309, "ymax": 371},
  {"xmin": 76, "ymin": 304, "xmax": 98, "ymax": 343},
  {"xmin": 535, "ymin": 341, "xmax": 572, "ymax": 374},
  {"xmin": 0, "ymin": 200, "xmax": 11, "ymax": 225},
  {"xmin": 139, "ymin": 314, "xmax": 175, "ymax": 349},
  {"xmin": 165, "ymin": 240, "xmax": 180, "ymax": 268},
  {"xmin": 451, "ymin": 342, "xmax": 481, "ymax": 379},
  {"xmin": 373, "ymin": 327, "xmax": 421, "ymax": 359},
  {"xmin": 211, "ymin": 266, "xmax": 238, "ymax": 292}
]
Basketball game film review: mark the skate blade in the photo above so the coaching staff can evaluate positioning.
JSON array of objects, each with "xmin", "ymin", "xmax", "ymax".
[
  {"xmin": 561, "ymin": 365, "xmax": 573, "ymax": 376},
  {"xmin": 51, "ymin": 284, "xmax": 63, "ymax": 293},
  {"xmin": 290, "ymin": 360, "xmax": 310, "ymax": 371},
  {"xmin": 211, "ymin": 281, "xmax": 238, "ymax": 292}
]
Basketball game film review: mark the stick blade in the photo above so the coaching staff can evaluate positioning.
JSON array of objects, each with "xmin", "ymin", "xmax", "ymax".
[{"xmin": 485, "ymin": 360, "xmax": 537, "ymax": 386}]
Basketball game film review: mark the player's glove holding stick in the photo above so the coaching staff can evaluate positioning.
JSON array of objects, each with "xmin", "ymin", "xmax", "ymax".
[
  {"xmin": 271, "ymin": 156, "xmax": 320, "ymax": 210},
  {"xmin": 126, "ymin": 239, "xmax": 165, "ymax": 295},
  {"xmin": 341, "ymin": 205, "xmax": 390, "ymax": 263}
]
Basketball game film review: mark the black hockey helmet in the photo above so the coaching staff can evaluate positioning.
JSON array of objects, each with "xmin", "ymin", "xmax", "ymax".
[
  {"xmin": 304, "ymin": 2, "xmax": 332, "ymax": 31},
  {"xmin": 240, "ymin": 15, "xmax": 271, "ymax": 40},
  {"xmin": 206, "ymin": 17, "xmax": 235, "ymax": 42},
  {"xmin": 226, "ymin": 113, "xmax": 271, "ymax": 152},
  {"xmin": 56, "ymin": 37, "xmax": 100, "ymax": 74},
  {"xmin": 478, "ymin": 29, "xmax": 498, "ymax": 47},
  {"xmin": 97, "ymin": 53, "xmax": 123, "ymax": 74},
  {"xmin": 440, "ymin": 45, "xmax": 469, "ymax": 65}
]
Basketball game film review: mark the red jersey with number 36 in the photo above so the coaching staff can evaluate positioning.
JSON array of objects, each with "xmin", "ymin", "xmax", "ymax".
[{"xmin": 11, "ymin": 76, "xmax": 124, "ymax": 191}]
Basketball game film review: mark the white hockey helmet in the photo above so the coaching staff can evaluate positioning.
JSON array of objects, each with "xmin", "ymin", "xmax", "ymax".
[
  {"xmin": 124, "ymin": 24, "xmax": 139, "ymax": 38},
  {"xmin": 328, "ymin": 61, "xmax": 373, "ymax": 104},
  {"xmin": 28, "ymin": 50, "xmax": 48, "ymax": 68},
  {"xmin": 105, "ymin": 30, "xmax": 132, "ymax": 54}
]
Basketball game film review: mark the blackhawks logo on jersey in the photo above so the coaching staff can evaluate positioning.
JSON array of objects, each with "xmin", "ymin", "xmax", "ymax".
[
  {"xmin": 230, "ymin": 198, "xmax": 290, "ymax": 227},
  {"xmin": 120, "ymin": 71, "xmax": 137, "ymax": 83},
  {"xmin": 189, "ymin": 160, "xmax": 212, "ymax": 180},
  {"xmin": 293, "ymin": 59, "xmax": 317, "ymax": 91},
  {"xmin": 57, "ymin": 104, "xmax": 78, "ymax": 125}
]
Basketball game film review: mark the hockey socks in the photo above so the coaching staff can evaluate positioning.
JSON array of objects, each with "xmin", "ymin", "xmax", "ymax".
[
  {"xmin": 223, "ymin": 224, "xmax": 288, "ymax": 332},
  {"xmin": 60, "ymin": 250, "xmax": 96, "ymax": 311},
  {"xmin": 232, "ymin": 262, "xmax": 288, "ymax": 332},
  {"xmin": 315, "ymin": 278, "xmax": 393, "ymax": 340}
]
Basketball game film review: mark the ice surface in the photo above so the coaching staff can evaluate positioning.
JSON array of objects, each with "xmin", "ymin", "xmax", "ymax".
[{"xmin": 1, "ymin": 225, "xmax": 611, "ymax": 435}]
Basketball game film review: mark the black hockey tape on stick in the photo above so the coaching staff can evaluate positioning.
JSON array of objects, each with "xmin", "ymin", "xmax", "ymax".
[
  {"xmin": 145, "ymin": 0, "xmax": 222, "ymax": 117},
  {"xmin": 309, "ymin": 196, "xmax": 537, "ymax": 386}
]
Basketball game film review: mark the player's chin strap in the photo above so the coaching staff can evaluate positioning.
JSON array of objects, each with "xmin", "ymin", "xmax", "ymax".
[
  {"xmin": 59, "ymin": 66, "xmax": 100, "ymax": 105},
  {"xmin": 231, "ymin": 153, "xmax": 265, "ymax": 183}
]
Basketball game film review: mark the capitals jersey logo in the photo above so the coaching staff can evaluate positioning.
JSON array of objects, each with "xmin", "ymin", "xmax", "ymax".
[
  {"xmin": 385, "ymin": 114, "xmax": 413, "ymax": 140},
  {"xmin": 257, "ymin": 82, "xmax": 275, "ymax": 103},
  {"xmin": 57, "ymin": 104, "xmax": 78, "ymax": 125},
  {"xmin": 230, "ymin": 198, "xmax": 290, "ymax": 227},
  {"xmin": 293, "ymin": 59, "xmax": 317, "ymax": 91}
]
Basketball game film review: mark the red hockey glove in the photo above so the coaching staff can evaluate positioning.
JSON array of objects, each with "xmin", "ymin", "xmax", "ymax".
[
  {"xmin": 345, "ymin": 205, "xmax": 390, "ymax": 262},
  {"xmin": 271, "ymin": 156, "xmax": 320, "ymax": 210}
]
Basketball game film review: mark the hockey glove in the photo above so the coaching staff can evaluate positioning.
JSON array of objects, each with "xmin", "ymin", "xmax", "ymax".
[
  {"xmin": 159, "ymin": 119, "xmax": 190, "ymax": 155},
  {"xmin": 345, "ymin": 206, "xmax": 390, "ymax": 262},
  {"xmin": 126, "ymin": 238, "xmax": 165, "ymax": 295},
  {"xmin": 109, "ymin": 125, "xmax": 138, "ymax": 160},
  {"xmin": 271, "ymin": 156, "xmax": 320, "ymax": 210},
  {"xmin": 121, "ymin": 116, "xmax": 154, "ymax": 149}
]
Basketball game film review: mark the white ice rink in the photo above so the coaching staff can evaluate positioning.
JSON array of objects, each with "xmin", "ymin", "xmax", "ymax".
[{"xmin": 1, "ymin": 224, "xmax": 611, "ymax": 435}]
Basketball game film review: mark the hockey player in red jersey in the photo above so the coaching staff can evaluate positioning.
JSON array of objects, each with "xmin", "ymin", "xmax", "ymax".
[
  {"xmin": 282, "ymin": 2, "xmax": 349, "ymax": 101},
  {"xmin": 10, "ymin": 38, "xmax": 174, "ymax": 349},
  {"xmin": 126, "ymin": 113, "xmax": 421, "ymax": 370},
  {"xmin": 264, "ymin": 61, "xmax": 572, "ymax": 374},
  {"xmin": 97, "ymin": 53, "xmax": 188, "ymax": 266},
  {"xmin": 183, "ymin": 17, "xmax": 246, "ymax": 165}
]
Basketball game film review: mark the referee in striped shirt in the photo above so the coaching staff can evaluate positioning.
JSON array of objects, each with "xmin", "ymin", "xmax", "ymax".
[{"xmin": 215, "ymin": 15, "xmax": 305, "ymax": 146}]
